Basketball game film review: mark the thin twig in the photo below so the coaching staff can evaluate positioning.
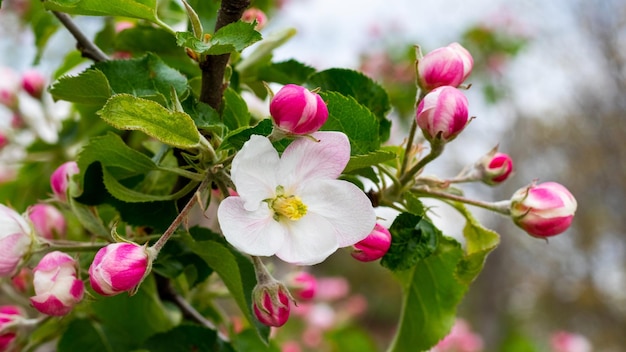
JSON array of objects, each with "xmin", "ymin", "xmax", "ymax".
[{"xmin": 52, "ymin": 11, "xmax": 109, "ymax": 62}]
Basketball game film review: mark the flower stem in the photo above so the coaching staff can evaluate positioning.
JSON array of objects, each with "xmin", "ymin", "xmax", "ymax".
[
  {"xmin": 412, "ymin": 187, "xmax": 512, "ymax": 215},
  {"xmin": 150, "ymin": 176, "xmax": 212, "ymax": 254}
]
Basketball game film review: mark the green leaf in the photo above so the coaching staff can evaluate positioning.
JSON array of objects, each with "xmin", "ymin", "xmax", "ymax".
[
  {"xmin": 381, "ymin": 213, "xmax": 439, "ymax": 271},
  {"xmin": 256, "ymin": 59, "xmax": 317, "ymax": 85},
  {"xmin": 142, "ymin": 324, "xmax": 234, "ymax": 352},
  {"xmin": 403, "ymin": 192, "xmax": 425, "ymax": 217},
  {"xmin": 452, "ymin": 203, "xmax": 500, "ymax": 284},
  {"xmin": 43, "ymin": 0, "xmax": 159, "ymax": 22},
  {"xmin": 319, "ymin": 91, "xmax": 380, "ymax": 155},
  {"xmin": 183, "ymin": 228, "xmax": 270, "ymax": 344},
  {"xmin": 91, "ymin": 275, "xmax": 177, "ymax": 351},
  {"xmin": 98, "ymin": 94, "xmax": 201, "ymax": 149},
  {"xmin": 222, "ymin": 87, "xmax": 251, "ymax": 130},
  {"xmin": 30, "ymin": 8, "xmax": 59, "ymax": 64},
  {"xmin": 101, "ymin": 166, "xmax": 197, "ymax": 203},
  {"xmin": 344, "ymin": 150, "xmax": 397, "ymax": 173},
  {"xmin": 53, "ymin": 50, "xmax": 87, "ymax": 79},
  {"xmin": 58, "ymin": 319, "xmax": 113, "ymax": 352},
  {"xmin": 176, "ymin": 21, "xmax": 261, "ymax": 55},
  {"xmin": 49, "ymin": 69, "xmax": 112, "ymax": 105},
  {"xmin": 309, "ymin": 68, "xmax": 391, "ymax": 141},
  {"xmin": 389, "ymin": 236, "xmax": 467, "ymax": 352},
  {"xmin": 218, "ymin": 118, "xmax": 273, "ymax": 151},
  {"xmin": 95, "ymin": 53, "xmax": 188, "ymax": 104}
]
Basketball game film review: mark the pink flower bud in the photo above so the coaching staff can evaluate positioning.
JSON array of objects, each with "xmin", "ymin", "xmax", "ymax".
[
  {"xmin": 0, "ymin": 204, "xmax": 33, "ymax": 277},
  {"xmin": 30, "ymin": 251, "xmax": 84, "ymax": 316},
  {"xmin": 270, "ymin": 84, "xmax": 329, "ymax": 135},
  {"xmin": 289, "ymin": 272, "xmax": 317, "ymax": 301},
  {"xmin": 550, "ymin": 331, "xmax": 592, "ymax": 352},
  {"xmin": 351, "ymin": 223, "xmax": 392, "ymax": 262},
  {"xmin": 0, "ymin": 67, "xmax": 21, "ymax": 109},
  {"xmin": 28, "ymin": 204, "xmax": 66, "ymax": 240},
  {"xmin": 510, "ymin": 182, "xmax": 577, "ymax": 238},
  {"xmin": 418, "ymin": 42, "xmax": 473, "ymax": 91},
  {"xmin": 475, "ymin": 149, "xmax": 514, "ymax": 185},
  {"xmin": 416, "ymin": 86, "xmax": 469, "ymax": 142},
  {"xmin": 0, "ymin": 305, "xmax": 24, "ymax": 352},
  {"xmin": 252, "ymin": 283, "xmax": 290, "ymax": 327},
  {"xmin": 11, "ymin": 268, "xmax": 31, "ymax": 293},
  {"xmin": 89, "ymin": 242, "xmax": 151, "ymax": 296},
  {"xmin": 434, "ymin": 318, "xmax": 483, "ymax": 352},
  {"xmin": 242, "ymin": 8, "xmax": 268, "ymax": 30},
  {"xmin": 21, "ymin": 69, "xmax": 46, "ymax": 99},
  {"xmin": 50, "ymin": 161, "xmax": 79, "ymax": 202}
]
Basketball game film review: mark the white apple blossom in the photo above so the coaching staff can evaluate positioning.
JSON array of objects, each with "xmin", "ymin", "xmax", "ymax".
[{"xmin": 217, "ymin": 131, "xmax": 376, "ymax": 265}]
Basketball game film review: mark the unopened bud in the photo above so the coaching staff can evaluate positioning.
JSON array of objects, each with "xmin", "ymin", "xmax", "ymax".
[
  {"xmin": 28, "ymin": 204, "xmax": 66, "ymax": 240},
  {"xmin": 242, "ymin": 8, "xmax": 268, "ymax": 30},
  {"xmin": 50, "ymin": 161, "xmax": 79, "ymax": 202},
  {"xmin": 510, "ymin": 181, "xmax": 577, "ymax": 238},
  {"xmin": 0, "ymin": 204, "xmax": 33, "ymax": 277},
  {"xmin": 289, "ymin": 272, "xmax": 317, "ymax": 301},
  {"xmin": 0, "ymin": 305, "xmax": 24, "ymax": 351},
  {"xmin": 418, "ymin": 42, "xmax": 473, "ymax": 91},
  {"xmin": 252, "ymin": 282, "xmax": 291, "ymax": 327},
  {"xmin": 270, "ymin": 84, "xmax": 329, "ymax": 135},
  {"xmin": 21, "ymin": 69, "xmax": 46, "ymax": 99},
  {"xmin": 351, "ymin": 223, "xmax": 392, "ymax": 262},
  {"xmin": 416, "ymin": 86, "xmax": 469, "ymax": 142},
  {"xmin": 30, "ymin": 251, "xmax": 84, "ymax": 316},
  {"xmin": 88, "ymin": 242, "xmax": 151, "ymax": 296}
]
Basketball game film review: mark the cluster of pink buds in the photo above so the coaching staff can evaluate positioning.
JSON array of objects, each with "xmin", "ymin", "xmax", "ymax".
[
  {"xmin": 351, "ymin": 223, "xmax": 392, "ymax": 262},
  {"xmin": 242, "ymin": 8, "xmax": 268, "ymax": 30},
  {"xmin": 88, "ymin": 242, "xmax": 152, "ymax": 296},
  {"xmin": 0, "ymin": 305, "xmax": 24, "ymax": 351},
  {"xmin": 30, "ymin": 251, "xmax": 84, "ymax": 316},
  {"xmin": 269, "ymin": 84, "xmax": 329, "ymax": 135},
  {"xmin": 510, "ymin": 181, "xmax": 577, "ymax": 238}
]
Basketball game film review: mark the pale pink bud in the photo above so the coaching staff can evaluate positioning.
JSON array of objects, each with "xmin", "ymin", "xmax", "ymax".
[
  {"xmin": 418, "ymin": 42, "xmax": 473, "ymax": 91},
  {"xmin": 0, "ymin": 305, "xmax": 23, "ymax": 352},
  {"xmin": 89, "ymin": 242, "xmax": 150, "ymax": 296},
  {"xmin": 270, "ymin": 84, "xmax": 329, "ymax": 135},
  {"xmin": 480, "ymin": 151, "xmax": 514, "ymax": 185},
  {"xmin": 252, "ymin": 283, "xmax": 290, "ymax": 327},
  {"xmin": 30, "ymin": 251, "xmax": 84, "ymax": 316},
  {"xmin": 50, "ymin": 161, "xmax": 79, "ymax": 202},
  {"xmin": 550, "ymin": 331, "xmax": 592, "ymax": 352},
  {"xmin": 289, "ymin": 272, "xmax": 317, "ymax": 301},
  {"xmin": 21, "ymin": 69, "xmax": 46, "ymax": 99},
  {"xmin": 351, "ymin": 223, "xmax": 392, "ymax": 262},
  {"xmin": 242, "ymin": 8, "xmax": 268, "ymax": 30},
  {"xmin": 510, "ymin": 182, "xmax": 577, "ymax": 238},
  {"xmin": 0, "ymin": 67, "xmax": 21, "ymax": 109},
  {"xmin": 28, "ymin": 204, "xmax": 66, "ymax": 240},
  {"xmin": 0, "ymin": 204, "xmax": 33, "ymax": 277},
  {"xmin": 416, "ymin": 86, "xmax": 469, "ymax": 142}
]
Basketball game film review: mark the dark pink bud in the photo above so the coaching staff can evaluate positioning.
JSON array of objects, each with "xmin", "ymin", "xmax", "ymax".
[
  {"xmin": 0, "ymin": 305, "xmax": 23, "ymax": 352},
  {"xmin": 289, "ymin": 272, "xmax": 317, "ymax": 301},
  {"xmin": 88, "ymin": 242, "xmax": 150, "ymax": 296},
  {"xmin": 484, "ymin": 152, "xmax": 514, "ymax": 184},
  {"xmin": 0, "ymin": 132, "xmax": 8, "ymax": 150},
  {"xmin": 416, "ymin": 86, "xmax": 469, "ymax": 142},
  {"xmin": 351, "ymin": 223, "xmax": 392, "ymax": 262},
  {"xmin": 510, "ymin": 182, "xmax": 577, "ymax": 238},
  {"xmin": 418, "ymin": 42, "xmax": 474, "ymax": 91},
  {"xmin": 50, "ymin": 161, "xmax": 79, "ymax": 202},
  {"xmin": 0, "ymin": 67, "xmax": 20, "ymax": 109},
  {"xmin": 28, "ymin": 203, "xmax": 66, "ymax": 240},
  {"xmin": 21, "ymin": 69, "xmax": 46, "ymax": 99},
  {"xmin": 270, "ymin": 84, "xmax": 328, "ymax": 135},
  {"xmin": 30, "ymin": 251, "xmax": 84, "ymax": 316},
  {"xmin": 252, "ymin": 283, "xmax": 290, "ymax": 327}
]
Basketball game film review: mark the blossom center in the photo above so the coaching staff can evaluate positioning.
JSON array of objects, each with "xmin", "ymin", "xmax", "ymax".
[{"xmin": 269, "ymin": 186, "xmax": 307, "ymax": 221}]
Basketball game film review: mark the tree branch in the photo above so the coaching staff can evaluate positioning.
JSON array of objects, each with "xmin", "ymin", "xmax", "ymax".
[
  {"xmin": 52, "ymin": 11, "xmax": 109, "ymax": 62},
  {"xmin": 199, "ymin": 0, "xmax": 250, "ymax": 109}
]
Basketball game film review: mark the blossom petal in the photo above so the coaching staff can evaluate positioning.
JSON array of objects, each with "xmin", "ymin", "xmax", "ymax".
[
  {"xmin": 275, "ymin": 213, "xmax": 339, "ymax": 265},
  {"xmin": 231, "ymin": 135, "xmax": 280, "ymax": 211},
  {"xmin": 279, "ymin": 132, "xmax": 350, "ymax": 189},
  {"xmin": 217, "ymin": 196, "xmax": 285, "ymax": 256},
  {"xmin": 300, "ymin": 179, "xmax": 376, "ymax": 247}
]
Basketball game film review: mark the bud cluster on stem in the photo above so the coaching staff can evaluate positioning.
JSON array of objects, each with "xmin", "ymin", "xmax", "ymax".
[{"xmin": 251, "ymin": 256, "xmax": 292, "ymax": 327}]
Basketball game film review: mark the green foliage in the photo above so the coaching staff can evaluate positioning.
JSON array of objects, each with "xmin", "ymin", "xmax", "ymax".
[
  {"xmin": 381, "ymin": 213, "xmax": 439, "ymax": 271},
  {"xmin": 43, "ymin": 0, "xmax": 161, "ymax": 23},
  {"xmin": 98, "ymin": 94, "xmax": 201, "ymax": 150},
  {"xmin": 345, "ymin": 150, "xmax": 397, "ymax": 173},
  {"xmin": 50, "ymin": 69, "xmax": 112, "ymax": 105},
  {"xmin": 176, "ymin": 21, "xmax": 262, "ymax": 55},
  {"xmin": 142, "ymin": 324, "xmax": 234, "ymax": 352},
  {"xmin": 319, "ymin": 91, "xmax": 380, "ymax": 155}
]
